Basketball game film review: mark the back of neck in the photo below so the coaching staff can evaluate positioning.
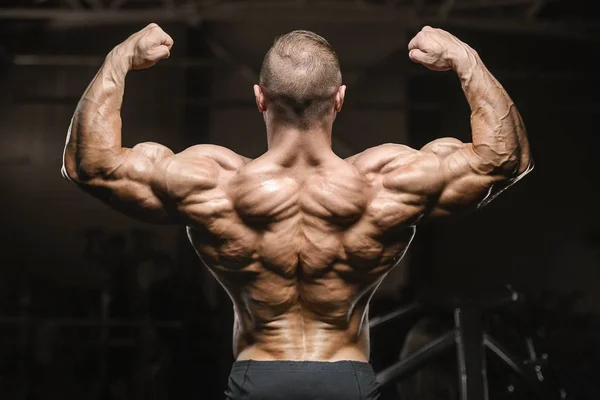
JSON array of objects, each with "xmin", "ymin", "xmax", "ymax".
[{"xmin": 266, "ymin": 120, "xmax": 334, "ymax": 167}]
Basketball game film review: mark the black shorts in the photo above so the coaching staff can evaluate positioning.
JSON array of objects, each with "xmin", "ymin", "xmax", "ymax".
[{"xmin": 225, "ymin": 360, "xmax": 381, "ymax": 400}]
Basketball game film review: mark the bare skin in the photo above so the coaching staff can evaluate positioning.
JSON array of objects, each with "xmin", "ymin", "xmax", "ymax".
[{"xmin": 62, "ymin": 24, "xmax": 532, "ymax": 362}]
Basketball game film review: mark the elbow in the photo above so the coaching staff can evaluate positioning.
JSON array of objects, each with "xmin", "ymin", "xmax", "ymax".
[
  {"xmin": 516, "ymin": 157, "xmax": 534, "ymax": 180},
  {"xmin": 475, "ymin": 154, "xmax": 520, "ymax": 178},
  {"xmin": 503, "ymin": 149, "xmax": 534, "ymax": 179},
  {"xmin": 61, "ymin": 145, "xmax": 86, "ymax": 183},
  {"xmin": 61, "ymin": 161, "xmax": 85, "ymax": 185},
  {"xmin": 474, "ymin": 145, "xmax": 533, "ymax": 180},
  {"xmin": 61, "ymin": 156, "xmax": 99, "ymax": 185},
  {"xmin": 62, "ymin": 147, "xmax": 118, "ymax": 184},
  {"xmin": 491, "ymin": 154, "xmax": 534, "ymax": 183},
  {"xmin": 496, "ymin": 157, "xmax": 533, "ymax": 181},
  {"xmin": 61, "ymin": 148, "xmax": 79, "ymax": 183},
  {"xmin": 61, "ymin": 164, "xmax": 74, "ymax": 182},
  {"xmin": 61, "ymin": 160, "xmax": 109, "ymax": 184},
  {"xmin": 516, "ymin": 151, "xmax": 534, "ymax": 176},
  {"xmin": 62, "ymin": 139, "xmax": 81, "ymax": 183}
]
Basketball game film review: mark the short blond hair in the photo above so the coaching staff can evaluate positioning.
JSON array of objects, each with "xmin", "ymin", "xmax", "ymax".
[{"xmin": 259, "ymin": 30, "xmax": 342, "ymax": 127}]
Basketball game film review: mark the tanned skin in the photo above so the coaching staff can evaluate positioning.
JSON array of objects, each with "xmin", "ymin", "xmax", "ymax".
[{"xmin": 62, "ymin": 24, "xmax": 532, "ymax": 362}]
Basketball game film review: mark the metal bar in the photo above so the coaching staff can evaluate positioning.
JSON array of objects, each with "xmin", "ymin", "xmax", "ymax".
[
  {"xmin": 369, "ymin": 303, "xmax": 423, "ymax": 329},
  {"xmin": 484, "ymin": 334, "xmax": 544, "ymax": 391},
  {"xmin": 455, "ymin": 306, "xmax": 488, "ymax": 400},
  {"xmin": 525, "ymin": 337, "xmax": 546, "ymax": 382},
  {"xmin": 376, "ymin": 331, "xmax": 456, "ymax": 387},
  {"xmin": 525, "ymin": 337, "xmax": 537, "ymax": 361}
]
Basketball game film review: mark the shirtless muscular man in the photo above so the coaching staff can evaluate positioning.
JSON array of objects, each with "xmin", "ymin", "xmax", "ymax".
[{"xmin": 62, "ymin": 24, "xmax": 532, "ymax": 400}]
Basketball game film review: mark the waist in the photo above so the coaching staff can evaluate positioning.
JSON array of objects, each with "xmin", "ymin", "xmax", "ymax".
[
  {"xmin": 226, "ymin": 360, "xmax": 380, "ymax": 400},
  {"xmin": 233, "ymin": 310, "xmax": 371, "ymax": 361},
  {"xmin": 236, "ymin": 342, "xmax": 369, "ymax": 362},
  {"xmin": 231, "ymin": 359, "xmax": 374, "ymax": 373}
]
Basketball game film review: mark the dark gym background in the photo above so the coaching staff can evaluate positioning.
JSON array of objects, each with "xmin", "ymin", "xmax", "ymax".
[{"xmin": 0, "ymin": 1, "xmax": 599, "ymax": 399}]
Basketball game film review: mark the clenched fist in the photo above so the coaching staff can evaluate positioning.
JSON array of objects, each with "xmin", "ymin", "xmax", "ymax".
[
  {"xmin": 408, "ymin": 26, "xmax": 476, "ymax": 73},
  {"xmin": 116, "ymin": 23, "xmax": 174, "ymax": 70}
]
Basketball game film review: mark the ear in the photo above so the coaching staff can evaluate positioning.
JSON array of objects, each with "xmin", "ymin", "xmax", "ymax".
[
  {"xmin": 334, "ymin": 85, "xmax": 346, "ymax": 112},
  {"xmin": 254, "ymin": 84, "xmax": 267, "ymax": 112}
]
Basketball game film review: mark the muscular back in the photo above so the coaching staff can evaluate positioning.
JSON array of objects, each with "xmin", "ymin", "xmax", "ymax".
[
  {"xmin": 66, "ymin": 135, "xmax": 516, "ymax": 361},
  {"xmin": 63, "ymin": 23, "xmax": 531, "ymax": 364},
  {"xmin": 171, "ymin": 146, "xmax": 425, "ymax": 361}
]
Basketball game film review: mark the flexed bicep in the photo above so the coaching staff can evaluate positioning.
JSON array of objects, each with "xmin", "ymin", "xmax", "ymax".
[{"xmin": 402, "ymin": 27, "xmax": 534, "ymax": 220}]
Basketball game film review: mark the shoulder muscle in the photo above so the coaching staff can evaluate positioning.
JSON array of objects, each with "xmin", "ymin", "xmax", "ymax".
[
  {"xmin": 179, "ymin": 144, "xmax": 250, "ymax": 170},
  {"xmin": 159, "ymin": 145, "xmax": 248, "ymax": 200},
  {"xmin": 348, "ymin": 143, "xmax": 417, "ymax": 173}
]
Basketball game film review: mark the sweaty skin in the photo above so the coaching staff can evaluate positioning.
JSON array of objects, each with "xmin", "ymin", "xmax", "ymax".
[{"xmin": 62, "ymin": 25, "xmax": 532, "ymax": 362}]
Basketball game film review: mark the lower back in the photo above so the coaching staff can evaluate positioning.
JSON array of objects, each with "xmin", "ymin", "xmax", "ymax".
[{"xmin": 234, "ymin": 307, "xmax": 371, "ymax": 362}]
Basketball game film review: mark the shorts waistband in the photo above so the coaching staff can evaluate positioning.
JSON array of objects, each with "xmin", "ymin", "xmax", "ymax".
[{"xmin": 230, "ymin": 359, "xmax": 374, "ymax": 373}]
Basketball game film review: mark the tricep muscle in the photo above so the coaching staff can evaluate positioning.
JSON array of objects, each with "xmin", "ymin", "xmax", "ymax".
[
  {"xmin": 67, "ymin": 143, "xmax": 243, "ymax": 225},
  {"xmin": 414, "ymin": 139, "xmax": 513, "ymax": 218},
  {"xmin": 355, "ymin": 140, "xmax": 511, "ymax": 222},
  {"xmin": 71, "ymin": 142, "xmax": 178, "ymax": 224}
]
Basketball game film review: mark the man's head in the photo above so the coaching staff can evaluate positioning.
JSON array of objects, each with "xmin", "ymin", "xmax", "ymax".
[{"xmin": 255, "ymin": 30, "xmax": 346, "ymax": 129}]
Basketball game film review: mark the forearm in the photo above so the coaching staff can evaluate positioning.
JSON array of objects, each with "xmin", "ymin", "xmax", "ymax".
[
  {"xmin": 456, "ymin": 51, "xmax": 532, "ymax": 175},
  {"xmin": 62, "ymin": 47, "xmax": 131, "ymax": 181}
]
